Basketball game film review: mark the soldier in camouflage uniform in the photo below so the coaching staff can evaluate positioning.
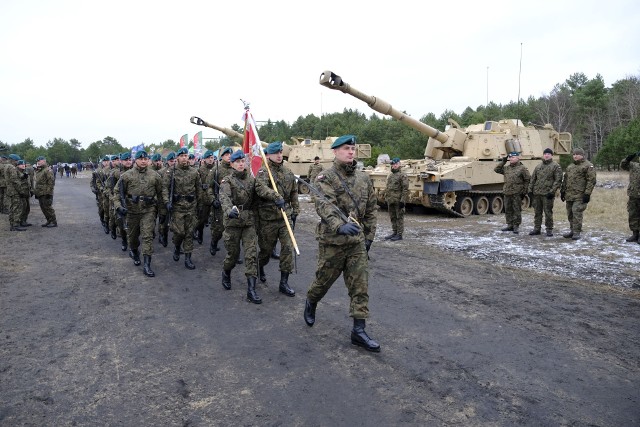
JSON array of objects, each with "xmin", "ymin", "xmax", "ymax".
[
  {"xmin": 206, "ymin": 147, "xmax": 234, "ymax": 256},
  {"xmin": 96, "ymin": 156, "xmax": 114, "ymax": 234},
  {"xmin": 560, "ymin": 147, "xmax": 596, "ymax": 240},
  {"xmin": 220, "ymin": 150, "xmax": 262, "ymax": 303},
  {"xmin": 150, "ymin": 153, "xmax": 163, "ymax": 172},
  {"xmin": 109, "ymin": 153, "xmax": 133, "ymax": 250},
  {"xmin": 0, "ymin": 155, "xmax": 9, "ymax": 214},
  {"xmin": 194, "ymin": 150, "xmax": 215, "ymax": 245},
  {"xmin": 620, "ymin": 151, "xmax": 640, "ymax": 243},
  {"xmin": 307, "ymin": 156, "xmax": 323, "ymax": 203},
  {"xmin": 384, "ymin": 157, "xmax": 409, "ymax": 241},
  {"xmin": 34, "ymin": 156, "xmax": 57, "ymax": 227},
  {"xmin": 6, "ymin": 155, "xmax": 27, "ymax": 231},
  {"xmin": 106, "ymin": 154, "xmax": 121, "ymax": 240},
  {"xmin": 90, "ymin": 157, "xmax": 106, "ymax": 227},
  {"xmin": 158, "ymin": 152, "xmax": 177, "ymax": 247},
  {"xmin": 527, "ymin": 148, "xmax": 563, "ymax": 236},
  {"xmin": 494, "ymin": 151, "xmax": 530, "ymax": 234},
  {"xmin": 165, "ymin": 147, "xmax": 203, "ymax": 270},
  {"xmin": 14, "ymin": 160, "xmax": 32, "ymax": 228},
  {"xmin": 255, "ymin": 141, "xmax": 298, "ymax": 297},
  {"xmin": 116, "ymin": 150, "xmax": 164, "ymax": 277},
  {"xmin": 303, "ymin": 135, "xmax": 380, "ymax": 352}
]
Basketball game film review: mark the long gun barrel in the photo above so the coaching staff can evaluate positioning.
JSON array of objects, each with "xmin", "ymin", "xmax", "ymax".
[
  {"xmin": 190, "ymin": 116, "xmax": 244, "ymax": 140},
  {"xmin": 319, "ymin": 70, "xmax": 449, "ymax": 144}
]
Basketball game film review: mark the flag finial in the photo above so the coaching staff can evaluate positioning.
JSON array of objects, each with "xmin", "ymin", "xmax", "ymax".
[{"xmin": 241, "ymin": 99, "xmax": 250, "ymax": 110}]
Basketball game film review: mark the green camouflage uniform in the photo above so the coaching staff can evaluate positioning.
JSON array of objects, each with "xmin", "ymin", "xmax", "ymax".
[
  {"xmin": 494, "ymin": 160, "xmax": 531, "ymax": 228},
  {"xmin": 620, "ymin": 157, "xmax": 640, "ymax": 232},
  {"xmin": 157, "ymin": 164, "xmax": 173, "ymax": 238},
  {"xmin": 307, "ymin": 162, "xmax": 324, "ymax": 203},
  {"xmin": 255, "ymin": 159, "xmax": 299, "ymax": 273},
  {"xmin": 0, "ymin": 159, "xmax": 8, "ymax": 214},
  {"xmin": 4, "ymin": 164, "xmax": 21, "ymax": 227},
  {"xmin": 385, "ymin": 168, "xmax": 409, "ymax": 236},
  {"xmin": 96, "ymin": 165, "xmax": 112, "ymax": 228},
  {"xmin": 306, "ymin": 159, "xmax": 377, "ymax": 319},
  {"xmin": 10, "ymin": 166, "xmax": 31, "ymax": 226},
  {"xmin": 109, "ymin": 166, "xmax": 130, "ymax": 237},
  {"xmin": 206, "ymin": 160, "xmax": 233, "ymax": 244},
  {"xmin": 34, "ymin": 164, "xmax": 57, "ymax": 224},
  {"xmin": 195, "ymin": 162, "xmax": 215, "ymax": 237},
  {"xmin": 165, "ymin": 163, "xmax": 203, "ymax": 253},
  {"xmin": 528, "ymin": 159, "xmax": 563, "ymax": 231},
  {"xmin": 560, "ymin": 158, "xmax": 596, "ymax": 233},
  {"xmin": 116, "ymin": 165, "xmax": 164, "ymax": 256},
  {"xmin": 89, "ymin": 165, "xmax": 103, "ymax": 222}
]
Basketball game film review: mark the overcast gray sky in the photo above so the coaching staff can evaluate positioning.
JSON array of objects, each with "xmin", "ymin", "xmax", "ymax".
[{"xmin": 1, "ymin": 0, "xmax": 639, "ymax": 149}]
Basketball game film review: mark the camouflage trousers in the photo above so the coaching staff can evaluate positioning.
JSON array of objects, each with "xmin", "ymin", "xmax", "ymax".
[
  {"xmin": 9, "ymin": 196, "xmax": 23, "ymax": 226},
  {"xmin": 257, "ymin": 218, "xmax": 294, "ymax": 273},
  {"xmin": 196, "ymin": 203, "xmax": 211, "ymax": 230},
  {"xmin": 223, "ymin": 225, "xmax": 257, "ymax": 277},
  {"xmin": 306, "ymin": 241, "xmax": 369, "ymax": 319},
  {"xmin": 37, "ymin": 195, "xmax": 57, "ymax": 223},
  {"xmin": 95, "ymin": 193, "xmax": 104, "ymax": 221},
  {"xmin": 101, "ymin": 193, "xmax": 110, "ymax": 225},
  {"xmin": 627, "ymin": 197, "xmax": 640, "ymax": 231},
  {"xmin": 504, "ymin": 194, "xmax": 523, "ymax": 227},
  {"xmin": 210, "ymin": 207, "xmax": 224, "ymax": 243},
  {"xmin": 20, "ymin": 195, "xmax": 30, "ymax": 223},
  {"xmin": 566, "ymin": 199, "xmax": 588, "ymax": 233},
  {"xmin": 531, "ymin": 195, "xmax": 555, "ymax": 231},
  {"xmin": 127, "ymin": 208, "xmax": 157, "ymax": 256},
  {"xmin": 157, "ymin": 204, "xmax": 167, "ymax": 236},
  {"xmin": 0, "ymin": 186, "xmax": 6, "ymax": 213},
  {"xmin": 388, "ymin": 203, "xmax": 405, "ymax": 236},
  {"xmin": 171, "ymin": 208, "xmax": 198, "ymax": 253}
]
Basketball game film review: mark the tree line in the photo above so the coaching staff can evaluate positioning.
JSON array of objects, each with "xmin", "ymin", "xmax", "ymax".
[{"xmin": 2, "ymin": 72, "xmax": 639, "ymax": 168}]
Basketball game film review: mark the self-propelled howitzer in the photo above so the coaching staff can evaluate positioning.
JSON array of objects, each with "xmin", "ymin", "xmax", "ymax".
[{"xmin": 319, "ymin": 70, "xmax": 572, "ymax": 216}]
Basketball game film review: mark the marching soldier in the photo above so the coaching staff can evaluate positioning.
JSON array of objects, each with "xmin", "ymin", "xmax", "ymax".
[
  {"xmin": 165, "ymin": 147, "xmax": 203, "ymax": 270},
  {"xmin": 220, "ymin": 150, "xmax": 274, "ymax": 303},
  {"xmin": 255, "ymin": 141, "xmax": 298, "ymax": 297},
  {"xmin": 158, "ymin": 152, "xmax": 177, "ymax": 247},
  {"xmin": 109, "ymin": 153, "xmax": 133, "ymax": 250},
  {"xmin": 384, "ymin": 157, "xmax": 409, "ymax": 241},
  {"xmin": 206, "ymin": 147, "xmax": 234, "ymax": 256},
  {"xmin": 107, "ymin": 154, "xmax": 121, "ymax": 240},
  {"xmin": 194, "ymin": 150, "xmax": 215, "ymax": 245},
  {"xmin": 150, "ymin": 153, "xmax": 163, "ymax": 171},
  {"xmin": 34, "ymin": 156, "xmax": 57, "ymax": 227},
  {"xmin": 620, "ymin": 151, "xmax": 640, "ymax": 243},
  {"xmin": 527, "ymin": 148, "xmax": 563, "ymax": 236},
  {"xmin": 96, "ymin": 156, "xmax": 114, "ymax": 234},
  {"xmin": 494, "ymin": 151, "xmax": 531, "ymax": 234},
  {"xmin": 116, "ymin": 150, "xmax": 164, "ymax": 277},
  {"xmin": 6, "ymin": 155, "xmax": 27, "ymax": 231},
  {"xmin": 0, "ymin": 155, "xmax": 10, "ymax": 214},
  {"xmin": 303, "ymin": 135, "xmax": 380, "ymax": 352},
  {"xmin": 560, "ymin": 147, "xmax": 596, "ymax": 240}
]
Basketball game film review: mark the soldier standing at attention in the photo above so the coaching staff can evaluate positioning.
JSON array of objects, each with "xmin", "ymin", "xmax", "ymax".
[
  {"xmin": 0, "ymin": 155, "xmax": 10, "ymax": 214},
  {"xmin": 166, "ymin": 147, "xmax": 203, "ymax": 270},
  {"xmin": 34, "ymin": 156, "xmax": 57, "ymax": 227},
  {"xmin": 560, "ymin": 147, "xmax": 596, "ymax": 241},
  {"xmin": 384, "ymin": 157, "xmax": 409, "ymax": 241},
  {"xmin": 219, "ymin": 151, "xmax": 263, "ymax": 303},
  {"xmin": 116, "ymin": 150, "xmax": 164, "ymax": 277},
  {"xmin": 494, "ymin": 151, "xmax": 530, "ymax": 234},
  {"xmin": 206, "ymin": 147, "xmax": 234, "ymax": 256},
  {"xmin": 527, "ymin": 148, "xmax": 563, "ymax": 236},
  {"xmin": 150, "ymin": 153, "xmax": 163, "ymax": 172},
  {"xmin": 620, "ymin": 150, "xmax": 640, "ymax": 243},
  {"xmin": 307, "ymin": 155, "xmax": 323, "ymax": 203},
  {"xmin": 194, "ymin": 150, "xmax": 215, "ymax": 245},
  {"xmin": 255, "ymin": 141, "xmax": 298, "ymax": 297},
  {"xmin": 15, "ymin": 160, "xmax": 32, "ymax": 228},
  {"xmin": 303, "ymin": 135, "xmax": 380, "ymax": 352},
  {"xmin": 158, "ymin": 152, "xmax": 177, "ymax": 247}
]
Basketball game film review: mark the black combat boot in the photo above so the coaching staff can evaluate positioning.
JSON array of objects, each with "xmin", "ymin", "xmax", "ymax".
[
  {"xmin": 173, "ymin": 245, "xmax": 181, "ymax": 262},
  {"xmin": 390, "ymin": 234, "xmax": 403, "ymax": 241},
  {"xmin": 501, "ymin": 226, "xmax": 514, "ymax": 232},
  {"xmin": 143, "ymin": 255, "xmax": 155, "ymax": 277},
  {"xmin": 384, "ymin": 233, "xmax": 396, "ymax": 240},
  {"xmin": 158, "ymin": 232, "xmax": 166, "ymax": 247},
  {"xmin": 350, "ymin": 319, "xmax": 380, "ymax": 352},
  {"xmin": 184, "ymin": 253, "xmax": 196, "ymax": 270},
  {"xmin": 529, "ymin": 229, "xmax": 541, "ymax": 235},
  {"xmin": 304, "ymin": 299, "xmax": 317, "ymax": 326},
  {"xmin": 129, "ymin": 249, "xmax": 141, "ymax": 266},
  {"xmin": 571, "ymin": 232, "xmax": 581, "ymax": 240},
  {"xmin": 562, "ymin": 230, "xmax": 574, "ymax": 239},
  {"xmin": 271, "ymin": 248, "xmax": 280, "ymax": 260},
  {"xmin": 626, "ymin": 230, "xmax": 639, "ymax": 242},
  {"xmin": 512, "ymin": 226, "xmax": 519, "ymax": 234},
  {"xmin": 110, "ymin": 223, "xmax": 117, "ymax": 239},
  {"xmin": 121, "ymin": 236, "xmax": 128, "ymax": 251},
  {"xmin": 545, "ymin": 229, "xmax": 553, "ymax": 237},
  {"xmin": 103, "ymin": 221, "xmax": 110, "ymax": 234},
  {"xmin": 222, "ymin": 270, "xmax": 232, "ymax": 290},
  {"xmin": 246, "ymin": 276, "xmax": 262, "ymax": 304},
  {"xmin": 210, "ymin": 240, "xmax": 219, "ymax": 256},
  {"xmin": 258, "ymin": 263, "xmax": 267, "ymax": 283},
  {"xmin": 41, "ymin": 221, "xmax": 51, "ymax": 227},
  {"xmin": 279, "ymin": 271, "xmax": 295, "ymax": 297},
  {"xmin": 20, "ymin": 221, "xmax": 32, "ymax": 227},
  {"xmin": 196, "ymin": 226, "xmax": 204, "ymax": 244},
  {"xmin": 10, "ymin": 225, "xmax": 26, "ymax": 231}
]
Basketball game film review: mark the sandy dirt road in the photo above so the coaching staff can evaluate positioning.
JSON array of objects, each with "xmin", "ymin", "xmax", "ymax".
[{"xmin": 1, "ymin": 173, "xmax": 639, "ymax": 426}]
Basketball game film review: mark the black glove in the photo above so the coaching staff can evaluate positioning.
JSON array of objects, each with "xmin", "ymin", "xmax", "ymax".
[
  {"xmin": 365, "ymin": 239, "xmax": 373, "ymax": 252},
  {"xmin": 291, "ymin": 213, "xmax": 297, "ymax": 228},
  {"xmin": 560, "ymin": 192, "xmax": 566, "ymax": 202},
  {"xmin": 546, "ymin": 192, "xmax": 555, "ymax": 200},
  {"xmin": 228, "ymin": 209, "xmax": 239, "ymax": 219},
  {"xmin": 582, "ymin": 194, "xmax": 590, "ymax": 204},
  {"xmin": 337, "ymin": 222, "xmax": 361, "ymax": 236},
  {"xmin": 398, "ymin": 202, "xmax": 405, "ymax": 209},
  {"xmin": 35, "ymin": 194, "xmax": 39, "ymax": 199},
  {"xmin": 626, "ymin": 153, "xmax": 637, "ymax": 162},
  {"xmin": 21, "ymin": 173, "xmax": 28, "ymax": 179},
  {"xmin": 275, "ymin": 197, "xmax": 285, "ymax": 209},
  {"xmin": 165, "ymin": 202, "xmax": 173, "ymax": 212},
  {"xmin": 212, "ymin": 199, "xmax": 221, "ymax": 209},
  {"xmin": 117, "ymin": 207, "xmax": 127, "ymax": 216}
]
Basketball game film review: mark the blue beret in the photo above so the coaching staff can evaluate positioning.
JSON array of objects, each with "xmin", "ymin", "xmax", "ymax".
[
  {"xmin": 188, "ymin": 153, "xmax": 195, "ymax": 159},
  {"xmin": 177, "ymin": 147, "xmax": 189, "ymax": 156},
  {"xmin": 9, "ymin": 154, "xmax": 21, "ymax": 161},
  {"xmin": 390, "ymin": 157, "xmax": 401, "ymax": 164},
  {"xmin": 151, "ymin": 153, "xmax": 161, "ymax": 161},
  {"xmin": 331, "ymin": 135, "xmax": 356, "ymax": 149},
  {"xmin": 36, "ymin": 156, "xmax": 46, "ymax": 161},
  {"xmin": 203, "ymin": 150, "xmax": 214, "ymax": 159},
  {"xmin": 110, "ymin": 154, "xmax": 120, "ymax": 161},
  {"xmin": 508, "ymin": 152, "xmax": 519, "ymax": 157},
  {"xmin": 101, "ymin": 155, "xmax": 109, "ymax": 161},
  {"xmin": 220, "ymin": 147, "xmax": 233, "ymax": 157},
  {"xmin": 230, "ymin": 151, "xmax": 245, "ymax": 162},
  {"xmin": 166, "ymin": 151, "xmax": 176, "ymax": 161},
  {"xmin": 543, "ymin": 148, "xmax": 553, "ymax": 155},
  {"xmin": 266, "ymin": 141, "xmax": 283, "ymax": 154},
  {"xmin": 120, "ymin": 152, "xmax": 132, "ymax": 160},
  {"xmin": 17, "ymin": 160, "xmax": 25, "ymax": 165},
  {"xmin": 134, "ymin": 150, "xmax": 148, "ymax": 159}
]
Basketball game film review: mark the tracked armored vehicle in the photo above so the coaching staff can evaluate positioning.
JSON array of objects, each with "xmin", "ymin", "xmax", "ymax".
[{"xmin": 319, "ymin": 70, "xmax": 572, "ymax": 216}]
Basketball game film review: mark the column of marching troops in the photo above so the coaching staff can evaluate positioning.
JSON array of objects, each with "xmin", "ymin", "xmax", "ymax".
[{"xmin": 88, "ymin": 136, "xmax": 382, "ymax": 352}]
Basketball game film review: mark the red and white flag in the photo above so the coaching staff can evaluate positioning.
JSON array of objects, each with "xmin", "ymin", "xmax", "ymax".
[
  {"xmin": 179, "ymin": 134, "xmax": 188, "ymax": 148},
  {"xmin": 193, "ymin": 131, "xmax": 202, "ymax": 150},
  {"xmin": 242, "ymin": 108, "xmax": 263, "ymax": 177}
]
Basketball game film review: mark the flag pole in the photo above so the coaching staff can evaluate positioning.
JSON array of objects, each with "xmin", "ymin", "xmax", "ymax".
[{"xmin": 243, "ymin": 106, "xmax": 300, "ymax": 255}]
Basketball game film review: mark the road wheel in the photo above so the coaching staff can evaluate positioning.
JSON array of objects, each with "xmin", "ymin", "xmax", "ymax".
[
  {"xmin": 454, "ymin": 195, "xmax": 474, "ymax": 216},
  {"xmin": 298, "ymin": 182, "xmax": 310, "ymax": 194},
  {"xmin": 442, "ymin": 192, "xmax": 457, "ymax": 210},
  {"xmin": 473, "ymin": 195, "xmax": 489, "ymax": 215},
  {"xmin": 489, "ymin": 195, "xmax": 504, "ymax": 214}
]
